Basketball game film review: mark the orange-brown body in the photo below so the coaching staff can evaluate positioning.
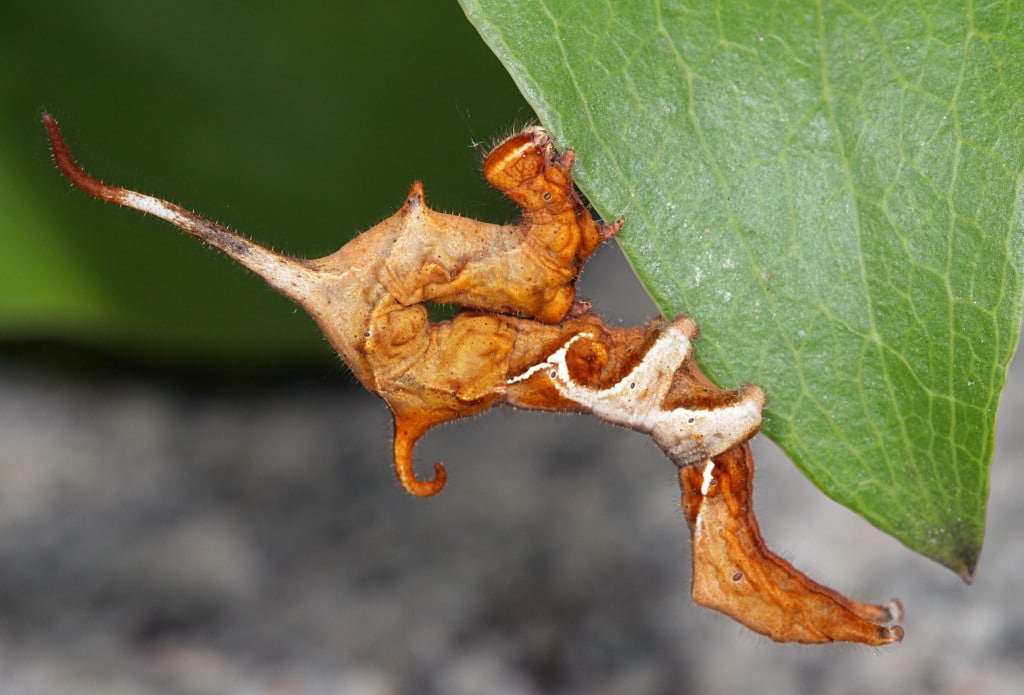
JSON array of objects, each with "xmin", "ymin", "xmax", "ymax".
[
  {"xmin": 42, "ymin": 114, "xmax": 902, "ymax": 645},
  {"xmin": 681, "ymin": 444, "xmax": 903, "ymax": 645}
]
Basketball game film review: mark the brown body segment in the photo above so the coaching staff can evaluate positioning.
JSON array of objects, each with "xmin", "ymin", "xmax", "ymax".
[{"xmin": 680, "ymin": 444, "xmax": 904, "ymax": 645}]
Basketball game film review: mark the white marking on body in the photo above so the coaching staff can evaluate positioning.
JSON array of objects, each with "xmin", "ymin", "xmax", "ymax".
[
  {"xmin": 510, "ymin": 317, "xmax": 765, "ymax": 466},
  {"xmin": 650, "ymin": 386, "xmax": 765, "ymax": 466},
  {"xmin": 548, "ymin": 324, "xmax": 694, "ymax": 431},
  {"xmin": 122, "ymin": 191, "xmax": 188, "ymax": 227},
  {"xmin": 507, "ymin": 334, "xmax": 583, "ymax": 384},
  {"xmin": 701, "ymin": 459, "xmax": 716, "ymax": 495}
]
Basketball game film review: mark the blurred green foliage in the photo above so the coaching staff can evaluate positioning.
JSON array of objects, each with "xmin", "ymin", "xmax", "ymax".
[{"xmin": 1, "ymin": 2, "xmax": 529, "ymax": 372}]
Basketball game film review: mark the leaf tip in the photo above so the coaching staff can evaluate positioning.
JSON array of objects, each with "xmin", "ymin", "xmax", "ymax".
[{"xmin": 958, "ymin": 563, "xmax": 976, "ymax": 585}]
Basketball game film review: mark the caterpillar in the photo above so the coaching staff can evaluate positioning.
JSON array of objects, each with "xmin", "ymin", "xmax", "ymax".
[{"xmin": 42, "ymin": 114, "xmax": 901, "ymax": 644}]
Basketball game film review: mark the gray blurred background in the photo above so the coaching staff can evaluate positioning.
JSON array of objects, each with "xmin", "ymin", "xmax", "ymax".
[
  {"xmin": 0, "ymin": 245, "xmax": 1021, "ymax": 695},
  {"xmin": 2, "ymin": 3, "xmax": 1022, "ymax": 694}
]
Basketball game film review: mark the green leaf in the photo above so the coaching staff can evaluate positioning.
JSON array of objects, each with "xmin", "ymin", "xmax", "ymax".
[{"xmin": 462, "ymin": 0, "xmax": 1024, "ymax": 576}]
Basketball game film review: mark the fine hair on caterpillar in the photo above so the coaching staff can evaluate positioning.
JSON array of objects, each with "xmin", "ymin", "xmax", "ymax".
[{"xmin": 41, "ymin": 112, "xmax": 902, "ymax": 645}]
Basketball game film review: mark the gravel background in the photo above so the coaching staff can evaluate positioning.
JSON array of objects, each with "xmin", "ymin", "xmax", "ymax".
[{"xmin": 0, "ymin": 246, "xmax": 1021, "ymax": 695}]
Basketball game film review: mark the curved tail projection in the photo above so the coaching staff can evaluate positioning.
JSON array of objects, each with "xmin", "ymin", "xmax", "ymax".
[
  {"xmin": 42, "ymin": 114, "xmax": 321, "ymax": 305},
  {"xmin": 43, "ymin": 113, "xmax": 903, "ymax": 645}
]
